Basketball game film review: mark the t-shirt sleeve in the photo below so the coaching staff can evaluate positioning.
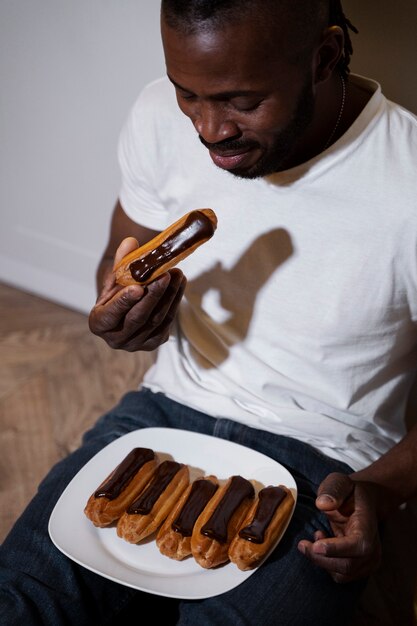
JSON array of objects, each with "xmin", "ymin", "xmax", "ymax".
[{"xmin": 117, "ymin": 85, "xmax": 170, "ymax": 230}]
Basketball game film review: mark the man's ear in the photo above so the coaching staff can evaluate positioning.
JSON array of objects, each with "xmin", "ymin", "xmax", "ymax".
[{"xmin": 313, "ymin": 25, "xmax": 344, "ymax": 84}]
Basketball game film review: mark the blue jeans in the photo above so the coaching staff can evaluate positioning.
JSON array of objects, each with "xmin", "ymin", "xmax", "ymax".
[{"xmin": 0, "ymin": 388, "xmax": 366, "ymax": 625}]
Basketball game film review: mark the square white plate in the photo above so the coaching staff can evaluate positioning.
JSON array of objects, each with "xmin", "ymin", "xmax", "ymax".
[{"xmin": 48, "ymin": 427, "xmax": 297, "ymax": 599}]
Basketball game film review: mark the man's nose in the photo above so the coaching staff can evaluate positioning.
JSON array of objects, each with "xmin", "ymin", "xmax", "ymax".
[{"xmin": 193, "ymin": 102, "xmax": 239, "ymax": 144}]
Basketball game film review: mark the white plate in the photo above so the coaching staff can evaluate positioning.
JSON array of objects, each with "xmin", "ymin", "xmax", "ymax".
[{"xmin": 48, "ymin": 427, "xmax": 297, "ymax": 599}]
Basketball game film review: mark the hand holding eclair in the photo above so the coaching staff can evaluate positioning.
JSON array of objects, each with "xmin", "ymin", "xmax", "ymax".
[
  {"xmin": 89, "ymin": 233, "xmax": 187, "ymax": 353},
  {"xmin": 88, "ymin": 208, "xmax": 216, "ymax": 353}
]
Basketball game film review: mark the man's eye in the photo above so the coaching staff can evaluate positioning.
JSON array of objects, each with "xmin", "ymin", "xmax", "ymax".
[
  {"xmin": 232, "ymin": 98, "xmax": 262, "ymax": 112},
  {"xmin": 178, "ymin": 91, "xmax": 195, "ymax": 100}
]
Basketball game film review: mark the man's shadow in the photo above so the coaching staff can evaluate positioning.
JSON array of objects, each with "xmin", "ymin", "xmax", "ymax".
[{"xmin": 183, "ymin": 227, "xmax": 293, "ymax": 368}]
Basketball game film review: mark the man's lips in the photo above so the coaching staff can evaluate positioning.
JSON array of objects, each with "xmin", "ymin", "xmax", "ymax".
[
  {"xmin": 208, "ymin": 149, "xmax": 250, "ymax": 170},
  {"xmin": 199, "ymin": 135, "xmax": 259, "ymax": 171},
  {"xmin": 208, "ymin": 146, "xmax": 257, "ymax": 171}
]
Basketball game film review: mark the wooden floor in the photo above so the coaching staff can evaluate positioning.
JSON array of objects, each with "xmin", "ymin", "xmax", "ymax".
[
  {"xmin": 0, "ymin": 281, "xmax": 153, "ymax": 542},
  {"xmin": 0, "ymin": 281, "xmax": 416, "ymax": 624}
]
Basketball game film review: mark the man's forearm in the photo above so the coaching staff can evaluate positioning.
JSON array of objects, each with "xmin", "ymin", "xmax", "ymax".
[{"xmin": 350, "ymin": 422, "xmax": 417, "ymax": 518}]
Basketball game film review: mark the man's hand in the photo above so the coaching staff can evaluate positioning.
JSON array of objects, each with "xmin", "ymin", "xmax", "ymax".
[
  {"xmin": 88, "ymin": 237, "xmax": 187, "ymax": 352},
  {"xmin": 298, "ymin": 472, "xmax": 382, "ymax": 583}
]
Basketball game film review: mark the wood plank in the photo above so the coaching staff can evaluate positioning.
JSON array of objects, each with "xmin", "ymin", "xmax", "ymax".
[{"xmin": 0, "ymin": 372, "xmax": 56, "ymax": 535}]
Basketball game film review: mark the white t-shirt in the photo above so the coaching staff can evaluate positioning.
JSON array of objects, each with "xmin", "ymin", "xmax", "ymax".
[{"xmin": 118, "ymin": 74, "xmax": 417, "ymax": 471}]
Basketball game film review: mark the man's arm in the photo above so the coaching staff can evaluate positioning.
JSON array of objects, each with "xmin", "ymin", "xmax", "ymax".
[
  {"xmin": 298, "ymin": 421, "xmax": 417, "ymax": 582},
  {"xmin": 351, "ymin": 421, "xmax": 417, "ymax": 517},
  {"xmin": 89, "ymin": 200, "xmax": 187, "ymax": 352}
]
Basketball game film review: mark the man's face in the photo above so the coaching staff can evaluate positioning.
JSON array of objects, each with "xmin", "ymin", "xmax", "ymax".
[{"xmin": 161, "ymin": 15, "xmax": 316, "ymax": 178}]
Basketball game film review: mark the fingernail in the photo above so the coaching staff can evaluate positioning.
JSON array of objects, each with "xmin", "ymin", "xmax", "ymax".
[
  {"xmin": 316, "ymin": 495, "xmax": 336, "ymax": 506},
  {"xmin": 127, "ymin": 286, "xmax": 143, "ymax": 297},
  {"xmin": 313, "ymin": 542, "xmax": 327, "ymax": 555}
]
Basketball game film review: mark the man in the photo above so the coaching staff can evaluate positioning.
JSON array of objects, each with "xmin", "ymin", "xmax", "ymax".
[{"xmin": 1, "ymin": 1, "xmax": 417, "ymax": 624}]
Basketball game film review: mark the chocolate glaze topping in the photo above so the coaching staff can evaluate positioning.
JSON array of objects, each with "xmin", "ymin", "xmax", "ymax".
[
  {"xmin": 238, "ymin": 486, "xmax": 287, "ymax": 544},
  {"xmin": 94, "ymin": 447, "xmax": 154, "ymax": 500},
  {"xmin": 172, "ymin": 478, "xmax": 218, "ymax": 537},
  {"xmin": 201, "ymin": 475, "xmax": 255, "ymax": 543},
  {"xmin": 130, "ymin": 210, "xmax": 215, "ymax": 283},
  {"xmin": 127, "ymin": 460, "xmax": 183, "ymax": 515}
]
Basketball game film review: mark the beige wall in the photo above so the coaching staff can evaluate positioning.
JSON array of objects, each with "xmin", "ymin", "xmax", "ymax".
[
  {"xmin": 0, "ymin": 1, "xmax": 164, "ymax": 313},
  {"xmin": 345, "ymin": 0, "xmax": 417, "ymax": 113}
]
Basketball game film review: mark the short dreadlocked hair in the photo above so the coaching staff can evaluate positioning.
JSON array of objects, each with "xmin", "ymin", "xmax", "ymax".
[
  {"xmin": 328, "ymin": 0, "xmax": 358, "ymax": 78},
  {"xmin": 161, "ymin": 0, "xmax": 358, "ymax": 79}
]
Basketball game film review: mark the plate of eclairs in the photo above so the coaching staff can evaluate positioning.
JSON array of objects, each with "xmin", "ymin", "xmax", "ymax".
[{"xmin": 49, "ymin": 427, "xmax": 297, "ymax": 599}]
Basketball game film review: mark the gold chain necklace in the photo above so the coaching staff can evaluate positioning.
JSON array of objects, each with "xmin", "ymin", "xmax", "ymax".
[{"xmin": 323, "ymin": 74, "xmax": 346, "ymax": 151}]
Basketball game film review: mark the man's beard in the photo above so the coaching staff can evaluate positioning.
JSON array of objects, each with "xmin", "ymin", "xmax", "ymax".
[{"xmin": 199, "ymin": 75, "xmax": 315, "ymax": 179}]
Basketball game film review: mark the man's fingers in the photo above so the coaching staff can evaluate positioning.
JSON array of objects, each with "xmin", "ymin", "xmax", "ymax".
[
  {"xmin": 121, "ymin": 273, "xmax": 175, "ymax": 334},
  {"xmin": 113, "ymin": 236, "xmax": 140, "ymax": 268},
  {"xmin": 298, "ymin": 536, "xmax": 379, "ymax": 583},
  {"xmin": 316, "ymin": 473, "xmax": 355, "ymax": 511},
  {"xmin": 89, "ymin": 284, "xmax": 145, "ymax": 334}
]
